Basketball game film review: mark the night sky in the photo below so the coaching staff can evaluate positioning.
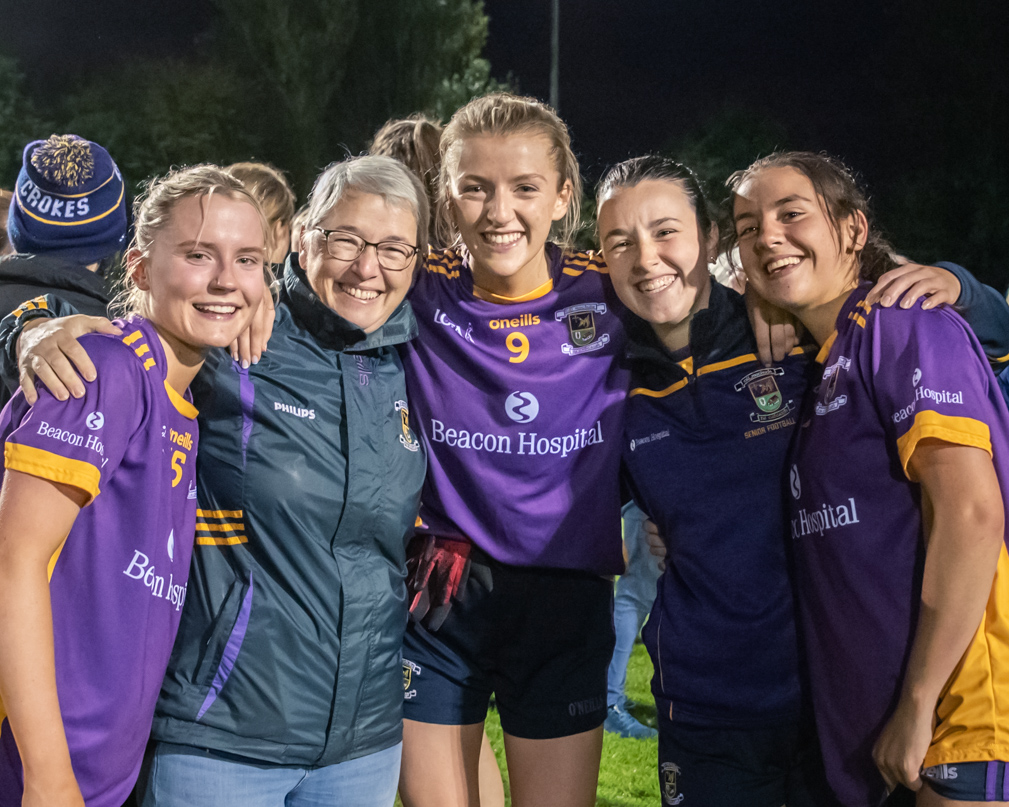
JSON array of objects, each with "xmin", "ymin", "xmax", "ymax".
[
  {"xmin": 2, "ymin": 0, "xmax": 1007, "ymax": 281},
  {"xmin": 0, "ymin": 0, "xmax": 1002, "ymax": 180}
]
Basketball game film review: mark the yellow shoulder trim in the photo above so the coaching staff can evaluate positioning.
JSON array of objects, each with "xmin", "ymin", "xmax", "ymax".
[
  {"xmin": 425, "ymin": 261, "xmax": 462, "ymax": 281},
  {"xmin": 563, "ymin": 251, "xmax": 609, "ymax": 275},
  {"xmin": 164, "ymin": 381, "xmax": 198, "ymax": 419},
  {"xmin": 896, "ymin": 410, "xmax": 993, "ymax": 480},
  {"xmin": 815, "ymin": 332, "xmax": 838, "ymax": 364},
  {"xmin": 4, "ymin": 443, "xmax": 100, "ymax": 505},
  {"xmin": 424, "ymin": 247, "xmax": 463, "ymax": 280},
  {"xmin": 994, "ymin": 351, "xmax": 1009, "ymax": 365}
]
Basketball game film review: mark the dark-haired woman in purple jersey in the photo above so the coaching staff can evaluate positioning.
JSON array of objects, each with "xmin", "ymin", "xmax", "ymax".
[{"xmin": 730, "ymin": 151, "xmax": 1009, "ymax": 807}]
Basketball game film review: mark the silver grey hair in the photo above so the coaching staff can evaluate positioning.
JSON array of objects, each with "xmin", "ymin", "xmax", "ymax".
[{"xmin": 304, "ymin": 155, "xmax": 430, "ymax": 252}]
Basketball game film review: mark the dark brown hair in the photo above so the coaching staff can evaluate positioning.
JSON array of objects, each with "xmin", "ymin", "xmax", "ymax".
[{"xmin": 724, "ymin": 151, "xmax": 898, "ymax": 282}]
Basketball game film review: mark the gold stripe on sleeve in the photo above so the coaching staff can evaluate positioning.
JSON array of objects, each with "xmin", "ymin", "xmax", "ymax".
[
  {"xmin": 4, "ymin": 443, "xmax": 101, "ymax": 504},
  {"xmin": 895, "ymin": 410, "xmax": 993, "ymax": 481}
]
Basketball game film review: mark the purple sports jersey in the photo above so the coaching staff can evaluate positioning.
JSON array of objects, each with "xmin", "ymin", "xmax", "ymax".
[
  {"xmin": 789, "ymin": 285, "xmax": 1009, "ymax": 807},
  {"xmin": 0, "ymin": 317, "xmax": 198, "ymax": 807},
  {"xmin": 402, "ymin": 245, "xmax": 628, "ymax": 575}
]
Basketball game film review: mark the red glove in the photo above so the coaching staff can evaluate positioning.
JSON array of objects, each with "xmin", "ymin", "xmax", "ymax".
[{"xmin": 406, "ymin": 535, "xmax": 472, "ymax": 631}]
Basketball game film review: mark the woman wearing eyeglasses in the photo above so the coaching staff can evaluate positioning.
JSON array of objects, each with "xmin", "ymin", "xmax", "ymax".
[{"xmin": 131, "ymin": 156, "xmax": 429, "ymax": 806}]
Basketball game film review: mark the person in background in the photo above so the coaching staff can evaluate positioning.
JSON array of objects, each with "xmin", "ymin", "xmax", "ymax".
[
  {"xmin": 0, "ymin": 190, "xmax": 13, "ymax": 256},
  {"xmin": 370, "ymin": 115, "xmax": 444, "ymax": 246},
  {"xmin": 603, "ymin": 502, "xmax": 660, "ymax": 740},
  {"xmin": 0, "ymin": 164, "xmax": 266, "ymax": 807},
  {"xmin": 289, "ymin": 202, "xmax": 311, "ymax": 257},
  {"xmin": 226, "ymin": 162, "xmax": 296, "ymax": 267},
  {"xmin": 0, "ymin": 135, "xmax": 127, "ymax": 405}
]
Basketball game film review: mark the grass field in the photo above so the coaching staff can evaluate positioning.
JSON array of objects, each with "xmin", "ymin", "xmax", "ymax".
[{"xmin": 482, "ymin": 643, "xmax": 659, "ymax": 807}]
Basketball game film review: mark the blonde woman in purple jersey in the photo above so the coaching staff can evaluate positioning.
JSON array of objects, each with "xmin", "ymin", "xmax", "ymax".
[
  {"xmin": 398, "ymin": 93, "xmax": 629, "ymax": 807},
  {"xmin": 0, "ymin": 165, "xmax": 266, "ymax": 807}
]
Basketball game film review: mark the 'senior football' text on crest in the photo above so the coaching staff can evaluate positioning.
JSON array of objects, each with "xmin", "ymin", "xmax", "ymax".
[{"xmin": 555, "ymin": 303, "xmax": 610, "ymax": 356}]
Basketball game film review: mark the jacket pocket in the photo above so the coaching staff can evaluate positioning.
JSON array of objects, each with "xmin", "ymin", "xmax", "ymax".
[{"xmin": 190, "ymin": 571, "xmax": 255, "ymax": 719}]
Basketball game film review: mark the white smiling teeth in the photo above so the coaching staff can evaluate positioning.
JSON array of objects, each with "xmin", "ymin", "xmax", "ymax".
[
  {"xmin": 638, "ymin": 276, "xmax": 674, "ymax": 293},
  {"xmin": 341, "ymin": 285, "xmax": 380, "ymax": 301},
  {"xmin": 195, "ymin": 304, "xmax": 237, "ymax": 314},
  {"xmin": 484, "ymin": 232, "xmax": 522, "ymax": 245},
  {"xmin": 767, "ymin": 257, "xmax": 801, "ymax": 272}
]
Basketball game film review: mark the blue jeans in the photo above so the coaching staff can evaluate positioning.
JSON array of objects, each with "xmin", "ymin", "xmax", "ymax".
[
  {"xmin": 140, "ymin": 741, "xmax": 402, "ymax": 807},
  {"xmin": 607, "ymin": 502, "xmax": 662, "ymax": 708}
]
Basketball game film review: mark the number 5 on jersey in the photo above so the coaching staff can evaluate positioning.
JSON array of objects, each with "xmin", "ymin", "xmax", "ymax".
[
  {"xmin": 506, "ymin": 331, "xmax": 529, "ymax": 363},
  {"xmin": 171, "ymin": 450, "xmax": 186, "ymax": 487}
]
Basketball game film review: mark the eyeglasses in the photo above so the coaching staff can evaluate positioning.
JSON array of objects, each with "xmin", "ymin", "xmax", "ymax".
[{"xmin": 314, "ymin": 228, "xmax": 419, "ymax": 272}]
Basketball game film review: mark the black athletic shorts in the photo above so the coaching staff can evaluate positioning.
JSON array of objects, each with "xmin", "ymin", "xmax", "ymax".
[
  {"xmin": 923, "ymin": 761, "xmax": 1009, "ymax": 801},
  {"xmin": 401, "ymin": 545, "xmax": 614, "ymax": 740},
  {"xmin": 657, "ymin": 716, "xmax": 842, "ymax": 807}
]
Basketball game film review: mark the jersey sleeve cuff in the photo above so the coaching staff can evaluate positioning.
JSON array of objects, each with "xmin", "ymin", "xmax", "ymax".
[
  {"xmin": 4, "ymin": 443, "xmax": 101, "ymax": 504},
  {"xmin": 895, "ymin": 410, "xmax": 993, "ymax": 481}
]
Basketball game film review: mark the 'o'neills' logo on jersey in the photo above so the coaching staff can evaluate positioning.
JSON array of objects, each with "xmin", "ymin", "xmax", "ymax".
[
  {"xmin": 430, "ymin": 418, "xmax": 604, "ymax": 457},
  {"xmin": 815, "ymin": 356, "xmax": 851, "ymax": 415},
  {"xmin": 734, "ymin": 367, "xmax": 794, "ymax": 423},
  {"xmin": 434, "ymin": 308, "xmax": 475, "ymax": 343},
  {"xmin": 791, "ymin": 497, "xmax": 860, "ymax": 540},
  {"xmin": 555, "ymin": 303, "xmax": 610, "ymax": 356},
  {"xmin": 396, "ymin": 400, "xmax": 420, "ymax": 452},
  {"xmin": 274, "ymin": 401, "xmax": 316, "ymax": 419},
  {"xmin": 489, "ymin": 313, "xmax": 540, "ymax": 330}
]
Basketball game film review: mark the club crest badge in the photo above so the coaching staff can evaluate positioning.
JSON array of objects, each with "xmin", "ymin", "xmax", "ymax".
[
  {"xmin": 555, "ymin": 303, "xmax": 610, "ymax": 355},
  {"xmin": 661, "ymin": 762, "xmax": 684, "ymax": 805},
  {"xmin": 734, "ymin": 367, "xmax": 794, "ymax": 423},
  {"xmin": 395, "ymin": 400, "xmax": 420, "ymax": 452},
  {"xmin": 815, "ymin": 356, "xmax": 851, "ymax": 415},
  {"xmin": 403, "ymin": 659, "xmax": 421, "ymax": 700}
]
